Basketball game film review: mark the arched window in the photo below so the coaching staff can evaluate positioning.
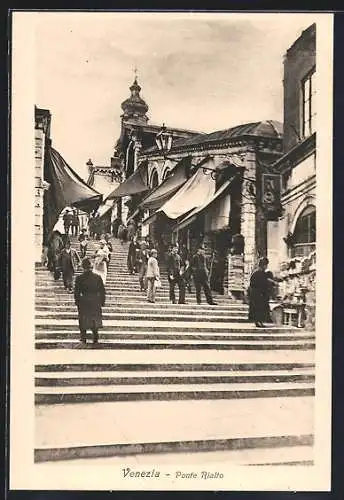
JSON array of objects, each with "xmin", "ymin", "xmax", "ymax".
[
  {"xmin": 151, "ymin": 170, "xmax": 159, "ymax": 189},
  {"xmin": 162, "ymin": 169, "xmax": 171, "ymax": 181},
  {"xmin": 291, "ymin": 205, "xmax": 316, "ymax": 257},
  {"xmin": 126, "ymin": 142, "xmax": 135, "ymax": 177}
]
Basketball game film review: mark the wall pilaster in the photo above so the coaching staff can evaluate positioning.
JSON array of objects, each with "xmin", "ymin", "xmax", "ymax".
[
  {"xmin": 240, "ymin": 148, "xmax": 257, "ymax": 287},
  {"xmin": 34, "ymin": 129, "xmax": 45, "ymax": 264}
]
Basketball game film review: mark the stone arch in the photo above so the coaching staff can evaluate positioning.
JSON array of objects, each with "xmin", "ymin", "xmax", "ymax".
[
  {"xmin": 289, "ymin": 196, "xmax": 316, "ymax": 235},
  {"xmin": 150, "ymin": 168, "xmax": 159, "ymax": 189},
  {"xmin": 162, "ymin": 167, "xmax": 172, "ymax": 181}
]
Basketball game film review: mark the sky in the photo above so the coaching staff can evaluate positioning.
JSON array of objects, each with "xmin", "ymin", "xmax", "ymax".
[{"xmin": 34, "ymin": 12, "xmax": 317, "ymax": 179}]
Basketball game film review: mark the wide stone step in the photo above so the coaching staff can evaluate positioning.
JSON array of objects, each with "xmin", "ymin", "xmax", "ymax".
[
  {"xmin": 35, "ymin": 436, "xmax": 314, "ymax": 464},
  {"xmin": 38, "ymin": 281, "xmax": 192, "ymax": 288},
  {"xmin": 34, "ymin": 339, "xmax": 315, "ymax": 351},
  {"xmin": 35, "ymin": 293, "xmax": 236, "ymax": 305},
  {"xmin": 35, "ymin": 305, "xmax": 249, "ymax": 317},
  {"xmin": 34, "ymin": 397, "xmax": 314, "ymax": 463},
  {"xmin": 35, "ymin": 330, "xmax": 314, "ymax": 341},
  {"xmin": 34, "ymin": 444, "xmax": 314, "ymax": 466},
  {"xmin": 35, "ymin": 384, "xmax": 314, "ymax": 404},
  {"xmin": 34, "ymin": 347, "xmax": 315, "ymax": 366},
  {"xmin": 35, "ymin": 369, "xmax": 315, "ymax": 387},
  {"xmin": 35, "ymin": 312, "xmax": 250, "ymax": 322},
  {"xmin": 36, "ymin": 289, "xmax": 222, "ymax": 298},
  {"xmin": 34, "ymin": 320, "xmax": 303, "ymax": 333},
  {"xmin": 35, "ymin": 361, "xmax": 315, "ymax": 372},
  {"xmin": 36, "ymin": 341, "xmax": 315, "ymax": 352},
  {"xmin": 34, "ymin": 298, "xmax": 247, "ymax": 310}
]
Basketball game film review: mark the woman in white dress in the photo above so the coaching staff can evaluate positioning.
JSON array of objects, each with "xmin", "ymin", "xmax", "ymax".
[{"xmin": 93, "ymin": 240, "xmax": 109, "ymax": 285}]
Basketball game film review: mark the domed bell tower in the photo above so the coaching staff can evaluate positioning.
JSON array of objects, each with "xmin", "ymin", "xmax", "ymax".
[{"xmin": 121, "ymin": 77, "xmax": 149, "ymax": 127}]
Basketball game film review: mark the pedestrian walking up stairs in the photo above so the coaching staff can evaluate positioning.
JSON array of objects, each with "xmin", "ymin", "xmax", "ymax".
[{"xmin": 35, "ymin": 236, "xmax": 315, "ymax": 466}]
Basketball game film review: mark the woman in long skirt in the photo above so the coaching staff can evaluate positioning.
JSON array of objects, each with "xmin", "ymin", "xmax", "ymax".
[
  {"xmin": 93, "ymin": 240, "xmax": 109, "ymax": 285},
  {"xmin": 248, "ymin": 257, "xmax": 275, "ymax": 328}
]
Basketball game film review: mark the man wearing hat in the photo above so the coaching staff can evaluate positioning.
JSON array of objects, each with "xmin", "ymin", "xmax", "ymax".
[
  {"xmin": 63, "ymin": 209, "xmax": 73, "ymax": 236},
  {"xmin": 136, "ymin": 240, "xmax": 149, "ymax": 292},
  {"xmin": 191, "ymin": 245, "xmax": 217, "ymax": 305},
  {"xmin": 167, "ymin": 245, "xmax": 186, "ymax": 304},
  {"xmin": 58, "ymin": 239, "xmax": 81, "ymax": 292},
  {"xmin": 74, "ymin": 258, "xmax": 106, "ymax": 346}
]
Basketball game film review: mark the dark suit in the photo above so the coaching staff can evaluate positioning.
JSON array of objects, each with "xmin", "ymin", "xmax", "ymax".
[
  {"xmin": 128, "ymin": 241, "xmax": 139, "ymax": 274},
  {"xmin": 137, "ymin": 248, "xmax": 149, "ymax": 291},
  {"xmin": 167, "ymin": 253, "xmax": 185, "ymax": 304},
  {"xmin": 74, "ymin": 270, "xmax": 106, "ymax": 343},
  {"xmin": 63, "ymin": 213, "xmax": 73, "ymax": 235},
  {"xmin": 191, "ymin": 252, "xmax": 214, "ymax": 304},
  {"xmin": 58, "ymin": 248, "xmax": 80, "ymax": 290}
]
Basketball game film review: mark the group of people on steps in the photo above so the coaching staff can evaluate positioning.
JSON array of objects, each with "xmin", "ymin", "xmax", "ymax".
[{"xmin": 45, "ymin": 216, "xmax": 277, "ymax": 346}]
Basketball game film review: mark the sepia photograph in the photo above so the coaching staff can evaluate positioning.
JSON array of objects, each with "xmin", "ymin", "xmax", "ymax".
[{"xmin": 10, "ymin": 10, "xmax": 333, "ymax": 491}]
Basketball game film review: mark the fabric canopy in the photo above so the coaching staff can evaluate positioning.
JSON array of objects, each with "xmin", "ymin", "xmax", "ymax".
[
  {"xmin": 43, "ymin": 146, "xmax": 102, "ymax": 242},
  {"xmin": 177, "ymin": 179, "xmax": 232, "ymax": 231},
  {"xmin": 95, "ymin": 203, "xmax": 113, "ymax": 219},
  {"xmin": 138, "ymin": 156, "xmax": 191, "ymax": 211},
  {"xmin": 106, "ymin": 160, "xmax": 149, "ymax": 200},
  {"xmin": 142, "ymin": 162, "xmax": 216, "ymax": 226}
]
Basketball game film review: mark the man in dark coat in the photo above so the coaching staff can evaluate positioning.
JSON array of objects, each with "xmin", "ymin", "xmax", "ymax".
[
  {"xmin": 74, "ymin": 258, "xmax": 106, "ymax": 345},
  {"xmin": 136, "ymin": 241, "xmax": 149, "ymax": 291},
  {"xmin": 48, "ymin": 230, "xmax": 64, "ymax": 280},
  {"xmin": 63, "ymin": 210, "xmax": 73, "ymax": 236},
  {"xmin": 191, "ymin": 245, "xmax": 217, "ymax": 305},
  {"xmin": 179, "ymin": 244, "xmax": 192, "ymax": 293},
  {"xmin": 112, "ymin": 217, "xmax": 120, "ymax": 238},
  {"xmin": 58, "ymin": 240, "xmax": 81, "ymax": 292},
  {"xmin": 127, "ymin": 237, "xmax": 139, "ymax": 274},
  {"xmin": 71, "ymin": 208, "xmax": 80, "ymax": 236},
  {"xmin": 167, "ymin": 245, "xmax": 186, "ymax": 304},
  {"xmin": 248, "ymin": 257, "xmax": 275, "ymax": 327}
]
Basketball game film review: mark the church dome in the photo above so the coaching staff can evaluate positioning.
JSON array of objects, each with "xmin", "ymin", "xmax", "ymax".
[{"xmin": 121, "ymin": 78, "xmax": 149, "ymax": 120}]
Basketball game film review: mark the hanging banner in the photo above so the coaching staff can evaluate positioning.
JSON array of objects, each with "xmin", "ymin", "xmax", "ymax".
[{"xmin": 261, "ymin": 173, "xmax": 282, "ymax": 219}]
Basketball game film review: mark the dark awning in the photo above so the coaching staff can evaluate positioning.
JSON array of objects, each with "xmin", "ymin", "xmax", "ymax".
[
  {"xmin": 95, "ymin": 203, "xmax": 113, "ymax": 220},
  {"xmin": 138, "ymin": 156, "xmax": 191, "ymax": 211},
  {"xmin": 106, "ymin": 160, "xmax": 149, "ymax": 200},
  {"xmin": 43, "ymin": 146, "xmax": 102, "ymax": 241}
]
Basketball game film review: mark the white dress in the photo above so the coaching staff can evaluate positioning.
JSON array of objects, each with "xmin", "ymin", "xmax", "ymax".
[{"xmin": 93, "ymin": 248, "xmax": 109, "ymax": 284}]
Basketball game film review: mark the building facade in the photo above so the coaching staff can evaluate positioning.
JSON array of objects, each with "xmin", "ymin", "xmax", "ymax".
[
  {"xmin": 138, "ymin": 121, "xmax": 283, "ymax": 293},
  {"xmin": 267, "ymin": 23, "xmax": 316, "ymax": 328},
  {"xmin": 35, "ymin": 107, "xmax": 51, "ymax": 264},
  {"xmin": 86, "ymin": 156, "xmax": 123, "ymax": 230},
  {"xmin": 109, "ymin": 24, "xmax": 316, "ymax": 311}
]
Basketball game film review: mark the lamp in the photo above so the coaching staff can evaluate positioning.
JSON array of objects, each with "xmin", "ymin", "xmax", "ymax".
[{"xmin": 155, "ymin": 124, "xmax": 173, "ymax": 154}]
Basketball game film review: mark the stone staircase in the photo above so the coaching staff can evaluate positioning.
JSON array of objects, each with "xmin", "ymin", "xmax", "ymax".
[{"xmin": 34, "ymin": 236, "xmax": 315, "ymax": 465}]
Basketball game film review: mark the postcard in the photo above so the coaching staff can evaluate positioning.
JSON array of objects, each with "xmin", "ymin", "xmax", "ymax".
[{"xmin": 10, "ymin": 10, "xmax": 333, "ymax": 491}]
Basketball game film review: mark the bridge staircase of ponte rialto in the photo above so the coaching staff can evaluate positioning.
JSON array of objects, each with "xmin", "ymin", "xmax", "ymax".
[{"xmin": 34, "ymin": 235, "xmax": 315, "ymax": 466}]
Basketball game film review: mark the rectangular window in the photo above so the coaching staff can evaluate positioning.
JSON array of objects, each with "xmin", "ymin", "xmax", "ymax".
[{"xmin": 301, "ymin": 68, "xmax": 316, "ymax": 138}]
